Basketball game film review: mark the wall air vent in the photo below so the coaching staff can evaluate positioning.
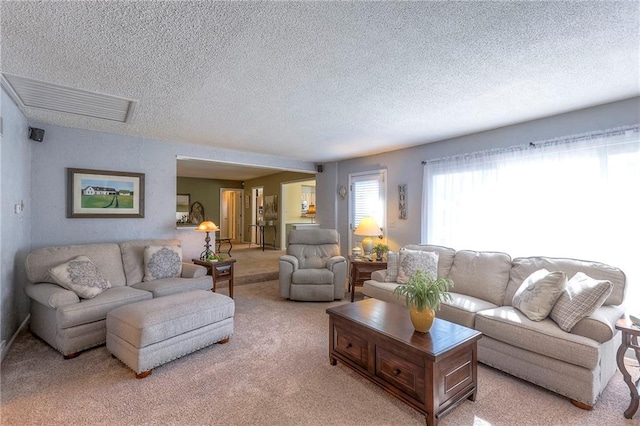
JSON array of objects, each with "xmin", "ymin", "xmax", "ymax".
[{"xmin": 1, "ymin": 73, "xmax": 135, "ymax": 123}]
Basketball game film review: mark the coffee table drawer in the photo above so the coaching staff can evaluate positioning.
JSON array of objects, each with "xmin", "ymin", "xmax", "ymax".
[
  {"xmin": 376, "ymin": 347, "xmax": 425, "ymax": 402},
  {"xmin": 334, "ymin": 325, "xmax": 368, "ymax": 368}
]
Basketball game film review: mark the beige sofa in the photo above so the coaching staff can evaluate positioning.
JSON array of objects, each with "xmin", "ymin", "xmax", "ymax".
[
  {"xmin": 24, "ymin": 239, "xmax": 213, "ymax": 358},
  {"xmin": 363, "ymin": 244, "xmax": 626, "ymax": 408}
]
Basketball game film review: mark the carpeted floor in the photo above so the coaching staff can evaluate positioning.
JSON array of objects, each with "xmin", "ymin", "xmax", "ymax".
[
  {"xmin": 2, "ymin": 280, "xmax": 638, "ymax": 425},
  {"xmin": 225, "ymin": 243, "xmax": 284, "ymax": 286}
]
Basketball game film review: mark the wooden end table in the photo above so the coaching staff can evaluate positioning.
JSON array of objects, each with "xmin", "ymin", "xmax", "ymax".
[
  {"xmin": 616, "ymin": 317, "xmax": 640, "ymax": 419},
  {"xmin": 349, "ymin": 256, "xmax": 387, "ymax": 302},
  {"xmin": 192, "ymin": 258, "xmax": 236, "ymax": 299},
  {"xmin": 216, "ymin": 238, "xmax": 233, "ymax": 256},
  {"xmin": 327, "ymin": 298, "xmax": 482, "ymax": 426}
]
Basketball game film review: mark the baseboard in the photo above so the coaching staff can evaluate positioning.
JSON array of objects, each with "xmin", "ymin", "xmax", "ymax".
[{"xmin": 1, "ymin": 314, "xmax": 30, "ymax": 362}]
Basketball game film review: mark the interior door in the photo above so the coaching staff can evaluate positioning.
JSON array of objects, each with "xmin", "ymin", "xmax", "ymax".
[{"xmin": 220, "ymin": 189, "xmax": 243, "ymax": 240}]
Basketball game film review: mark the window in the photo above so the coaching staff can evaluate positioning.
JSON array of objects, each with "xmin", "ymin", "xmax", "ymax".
[
  {"xmin": 423, "ymin": 127, "xmax": 640, "ymax": 306},
  {"xmin": 349, "ymin": 170, "xmax": 387, "ymax": 249}
]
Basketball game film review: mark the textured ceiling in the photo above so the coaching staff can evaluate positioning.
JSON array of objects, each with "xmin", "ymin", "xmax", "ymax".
[{"xmin": 2, "ymin": 1, "xmax": 639, "ymax": 166}]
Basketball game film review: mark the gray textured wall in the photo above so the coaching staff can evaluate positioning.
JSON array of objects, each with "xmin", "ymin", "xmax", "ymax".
[{"xmin": 1, "ymin": 90, "xmax": 32, "ymax": 359}]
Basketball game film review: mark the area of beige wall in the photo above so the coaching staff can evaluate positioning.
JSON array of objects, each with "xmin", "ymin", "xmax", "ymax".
[
  {"xmin": 243, "ymin": 171, "xmax": 315, "ymax": 246},
  {"xmin": 176, "ymin": 177, "xmax": 244, "ymax": 227},
  {"xmin": 284, "ymin": 180, "xmax": 315, "ymax": 223}
]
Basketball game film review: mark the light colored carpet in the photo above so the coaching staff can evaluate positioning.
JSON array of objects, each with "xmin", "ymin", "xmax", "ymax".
[
  {"xmin": 1, "ymin": 280, "xmax": 638, "ymax": 425},
  {"xmin": 225, "ymin": 243, "xmax": 284, "ymax": 285}
]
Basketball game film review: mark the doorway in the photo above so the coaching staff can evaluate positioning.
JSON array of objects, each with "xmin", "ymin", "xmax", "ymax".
[
  {"xmin": 220, "ymin": 189, "xmax": 243, "ymax": 240},
  {"xmin": 280, "ymin": 179, "xmax": 316, "ymax": 248},
  {"xmin": 251, "ymin": 187, "xmax": 264, "ymax": 245}
]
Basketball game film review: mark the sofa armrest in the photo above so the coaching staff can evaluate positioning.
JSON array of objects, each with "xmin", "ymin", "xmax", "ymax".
[
  {"xmin": 279, "ymin": 255, "xmax": 299, "ymax": 298},
  {"xmin": 25, "ymin": 281, "xmax": 80, "ymax": 309},
  {"xmin": 371, "ymin": 269, "xmax": 387, "ymax": 282},
  {"xmin": 279, "ymin": 255, "xmax": 299, "ymax": 271},
  {"xmin": 181, "ymin": 262, "xmax": 207, "ymax": 278},
  {"xmin": 327, "ymin": 256, "xmax": 346, "ymax": 270},
  {"xmin": 570, "ymin": 304, "xmax": 625, "ymax": 343}
]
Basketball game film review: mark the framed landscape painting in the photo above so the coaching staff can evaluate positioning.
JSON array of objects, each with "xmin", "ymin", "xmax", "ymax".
[{"xmin": 67, "ymin": 168, "xmax": 145, "ymax": 218}]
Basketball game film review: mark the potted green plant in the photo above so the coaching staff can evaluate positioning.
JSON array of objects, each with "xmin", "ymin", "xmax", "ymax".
[
  {"xmin": 372, "ymin": 243, "xmax": 389, "ymax": 261},
  {"xmin": 393, "ymin": 270, "xmax": 453, "ymax": 332},
  {"xmin": 206, "ymin": 252, "xmax": 225, "ymax": 262}
]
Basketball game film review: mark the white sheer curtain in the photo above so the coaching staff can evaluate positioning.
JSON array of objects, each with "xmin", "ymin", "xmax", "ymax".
[{"xmin": 422, "ymin": 126, "xmax": 640, "ymax": 308}]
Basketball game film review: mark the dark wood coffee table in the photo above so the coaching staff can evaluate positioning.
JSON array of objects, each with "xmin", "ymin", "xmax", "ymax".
[{"xmin": 326, "ymin": 298, "xmax": 482, "ymax": 426}]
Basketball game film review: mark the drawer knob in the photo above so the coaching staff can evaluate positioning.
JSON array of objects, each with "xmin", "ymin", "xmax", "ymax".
[
  {"xmin": 393, "ymin": 369, "xmax": 401, "ymax": 376},
  {"xmin": 346, "ymin": 342, "xmax": 353, "ymax": 349}
]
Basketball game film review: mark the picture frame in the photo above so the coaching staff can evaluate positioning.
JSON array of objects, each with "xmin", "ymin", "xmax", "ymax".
[
  {"xmin": 264, "ymin": 194, "xmax": 278, "ymax": 220},
  {"xmin": 176, "ymin": 194, "xmax": 190, "ymax": 224},
  {"xmin": 67, "ymin": 168, "xmax": 145, "ymax": 218}
]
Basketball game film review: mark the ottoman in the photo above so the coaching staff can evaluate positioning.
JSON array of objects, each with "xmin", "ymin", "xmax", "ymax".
[{"xmin": 106, "ymin": 290, "xmax": 234, "ymax": 378}]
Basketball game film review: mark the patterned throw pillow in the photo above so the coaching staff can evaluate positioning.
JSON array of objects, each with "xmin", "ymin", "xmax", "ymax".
[
  {"xmin": 397, "ymin": 249, "xmax": 439, "ymax": 284},
  {"xmin": 384, "ymin": 251, "xmax": 399, "ymax": 282},
  {"xmin": 512, "ymin": 269, "xmax": 567, "ymax": 321},
  {"xmin": 49, "ymin": 255, "xmax": 111, "ymax": 299},
  {"xmin": 550, "ymin": 272, "xmax": 613, "ymax": 332},
  {"xmin": 143, "ymin": 245, "xmax": 183, "ymax": 282}
]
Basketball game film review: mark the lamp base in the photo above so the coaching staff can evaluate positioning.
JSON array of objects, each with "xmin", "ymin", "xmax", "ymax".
[{"xmin": 362, "ymin": 237, "xmax": 373, "ymax": 257}]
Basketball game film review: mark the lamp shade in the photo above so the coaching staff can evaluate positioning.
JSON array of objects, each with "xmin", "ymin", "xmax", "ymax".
[
  {"xmin": 197, "ymin": 221, "xmax": 219, "ymax": 232},
  {"xmin": 306, "ymin": 204, "xmax": 316, "ymax": 215},
  {"xmin": 354, "ymin": 216, "xmax": 381, "ymax": 237}
]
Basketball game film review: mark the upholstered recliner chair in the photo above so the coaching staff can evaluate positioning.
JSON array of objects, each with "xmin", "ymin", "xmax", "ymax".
[{"xmin": 279, "ymin": 229, "xmax": 347, "ymax": 301}]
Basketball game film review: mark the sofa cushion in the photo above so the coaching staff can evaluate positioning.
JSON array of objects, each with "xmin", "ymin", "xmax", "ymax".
[
  {"xmin": 362, "ymin": 279, "xmax": 404, "ymax": 305},
  {"xmin": 49, "ymin": 256, "xmax": 112, "ymax": 299},
  {"xmin": 143, "ymin": 245, "xmax": 183, "ymax": 282},
  {"xmin": 506, "ymin": 256, "xmax": 625, "ymax": 306},
  {"xmin": 292, "ymin": 268, "xmax": 335, "ymax": 285},
  {"xmin": 403, "ymin": 244, "xmax": 456, "ymax": 278},
  {"xmin": 25, "ymin": 243, "xmax": 126, "ymax": 287},
  {"xmin": 120, "ymin": 239, "xmax": 181, "ymax": 285},
  {"xmin": 475, "ymin": 306, "xmax": 601, "ymax": 370},
  {"xmin": 438, "ymin": 293, "xmax": 498, "ymax": 329},
  {"xmin": 384, "ymin": 251, "xmax": 400, "ymax": 282},
  {"xmin": 397, "ymin": 249, "xmax": 438, "ymax": 284},
  {"xmin": 287, "ymin": 229, "xmax": 340, "ymax": 269},
  {"xmin": 512, "ymin": 269, "xmax": 567, "ymax": 321},
  {"xmin": 549, "ymin": 272, "xmax": 613, "ymax": 332},
  {"xmin": 131, "ymin": 275, "xmax": 213, "ymax": 298},
  {"xmin": 56, "ymin": 286, "xmax": 152, "ymax": 329},
  {"xmin": 448, "ymin": 250, "xmax": 511, "ymax": 306}
]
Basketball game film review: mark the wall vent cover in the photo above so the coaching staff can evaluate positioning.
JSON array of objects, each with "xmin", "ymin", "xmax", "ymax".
[{"xmin": 1, "ymin": 74, "xmax": 135, "ymax": 123}]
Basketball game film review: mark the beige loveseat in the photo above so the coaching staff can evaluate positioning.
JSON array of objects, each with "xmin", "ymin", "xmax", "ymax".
[
  {"xmin": 24, "ymin": 239, "xmax": 213, "ymax": 358},
  {"xmin": 363, "ymin": 244, "xmax": 626, "ymax": 408}
]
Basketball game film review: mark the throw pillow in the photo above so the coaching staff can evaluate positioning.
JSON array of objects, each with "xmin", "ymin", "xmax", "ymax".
[
  {"xmin": 49, "ymin": 255, "xmax": 111, "ymax": 299},
  {"xmin": 384, "ymin": 251, "xmax": 399, "ymax": 282},
  {"xmin": 550, "ymin": 272, "xmax": 613, "ymax": 332},
  {"xmin": 397, "ymin": 248, "xmax": 439, "ymax": 284},
  {"xmin": 143, "ymin": 245, "xmax": 183, "ymax": 282},
  {"xmin": 512, "ymin": 269, "xmax": 567, "ymax": 321}
]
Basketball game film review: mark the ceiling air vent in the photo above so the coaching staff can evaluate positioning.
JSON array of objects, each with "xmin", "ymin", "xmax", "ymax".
[{"xmin": 1, "ymin": 73, "xmax": 135, "ymax": 123}]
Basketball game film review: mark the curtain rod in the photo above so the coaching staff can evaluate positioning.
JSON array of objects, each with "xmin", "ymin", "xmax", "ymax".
[{"xmin": 420, "ymin": 124, "xmax": 639, "ymax": 165}]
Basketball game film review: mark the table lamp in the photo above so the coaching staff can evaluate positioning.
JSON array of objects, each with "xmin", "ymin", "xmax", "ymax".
[
  {"xmin": 197, "ymin": 220, "xmax": 220, "ymax": 260},
  {"xmin": 306, "ymin": 204, "xmax": 316, "ymax": 223},
  {"xmin": 354, "ymin": 216, "xmax": 381, "ymax": 258}
]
